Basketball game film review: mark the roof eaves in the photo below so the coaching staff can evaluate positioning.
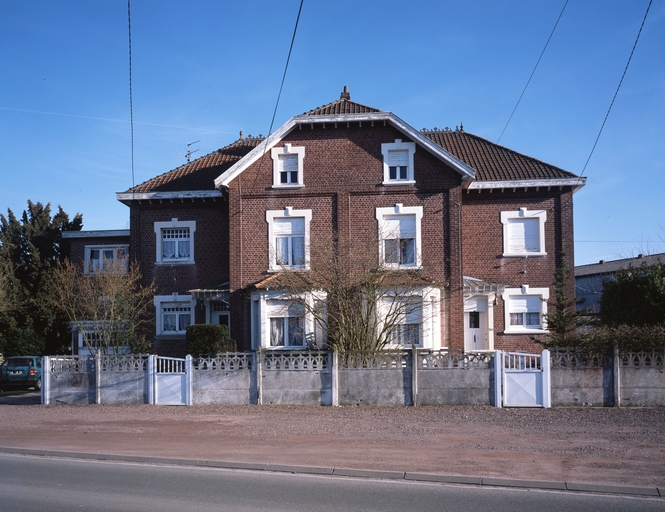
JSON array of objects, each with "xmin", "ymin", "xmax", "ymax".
[
  {"xmin": 467, "ymin": 177, "xmax": 586, "ymax": 192},
  {"xmin": 116, "ymin": 189, "xmax": 223, "ymax": 204}
]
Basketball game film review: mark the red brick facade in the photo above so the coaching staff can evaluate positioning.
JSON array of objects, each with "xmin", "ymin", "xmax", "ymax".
[{"xmin": 98, "ymin": 94, "xmax": 584, "ymax": 355}]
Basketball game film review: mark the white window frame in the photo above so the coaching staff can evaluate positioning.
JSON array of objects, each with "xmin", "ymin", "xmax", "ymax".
[
  {"xmin": 154, "ymin": 218, "xmax": 196, "ymax": 265},
  {"xmin": 266, "ymin": 207, "xmax": 312, "ymax": 271},
  {"xmin": 84, "ymin": 245, "xmax": 128, "ymax": 274},
  {"xmin": 154, "ymin": 294, "xmax": 195, "ymax": 336},
  {"xmin": 500, "ymin": 208, "xmax": 547, "ymax": 257},
  {"xmin": 381, "ymin": 287, "xmax": 440, "ymax": 349},
  {"xmin": 501, "ymin": 285, "xmax": 549, "ymax": 334},
  {"xmin": 271, "ymin": 143, "xmax": 305, "ymax": 188},
  {"xmin": 381, "ymin": 139, "xmax": 416, "ymax": 185},
  {"xmin": 250, "ymin": 290, "xmax": 326, "ymax": 350},
  {"xmin": 376, "ymin": 204, "xmax": 423, "ymax": 269}
]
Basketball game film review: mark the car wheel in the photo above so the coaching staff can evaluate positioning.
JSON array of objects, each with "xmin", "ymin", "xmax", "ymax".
[{"xmin": 34, "ymin": 380, "xmax": 42, "ymax": 391}]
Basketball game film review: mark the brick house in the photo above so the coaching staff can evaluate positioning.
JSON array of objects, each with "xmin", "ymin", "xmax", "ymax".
[{"xmin": 78, "ymin": 88, "xmax": 584, "ymax": 356}]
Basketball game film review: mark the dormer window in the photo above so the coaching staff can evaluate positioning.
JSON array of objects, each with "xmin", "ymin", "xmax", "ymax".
[
  {"xmin": 271, "ymin": 144, "xmax": 305, "ymax": 188},
  {"xmin": 381, "ymin": 139, "xmax": 416, "ymax": 185}
]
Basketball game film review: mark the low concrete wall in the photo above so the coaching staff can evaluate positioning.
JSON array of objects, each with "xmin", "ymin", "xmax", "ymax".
[
  {"xmin": 551, "ymin": 367, "xmax": 613, "ymax": 407},
  {"xmin": 192, "ymin": 354, "xmax": 254, "ymax": 406},
  {"xmin": 619, "ymin": 351, "xmax": 665, "ymax": 407},
  {"xmin": 43, "ymin": 349, "xmax": 665, "ymax": 408},
  {"xmin": 418, "ymin": 368, "xmax": 494, "ymax": 406},
  {"xmin": 47, "ymin": 357, "xmax": 96, "ymax": 404}
]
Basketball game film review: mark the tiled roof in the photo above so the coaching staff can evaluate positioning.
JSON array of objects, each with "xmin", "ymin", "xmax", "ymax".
[
  {"xmin": 126, "ymin": 137, "xmax": 263, "ymax": 193},
  {"xmin": 303, "ymin": 98, "xmax": 381, "ymax": 116},
  {"xmin": 424, "ymin": 130, "xmax": 579, "ymax": 182}
]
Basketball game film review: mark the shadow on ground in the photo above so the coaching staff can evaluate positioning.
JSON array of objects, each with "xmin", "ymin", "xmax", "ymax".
[{"xmin": 0, "ymin": 391, "xmax": 41, "ymax": 405}]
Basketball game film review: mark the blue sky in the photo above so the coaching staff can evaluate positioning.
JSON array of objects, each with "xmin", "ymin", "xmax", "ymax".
[{"xmin": 1, "ymin": 0, "xmax": 663, "ymax": 265}]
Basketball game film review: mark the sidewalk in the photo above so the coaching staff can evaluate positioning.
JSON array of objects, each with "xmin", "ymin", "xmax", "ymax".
[{"xmin": 0, "ymin": 396, "xmax": 663, "ymax": 493}]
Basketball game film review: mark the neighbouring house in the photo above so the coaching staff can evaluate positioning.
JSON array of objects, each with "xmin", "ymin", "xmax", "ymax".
[
  {"xmin": 62, "ymin": 229, "xmax": 130, "ymax": 355},
  {"xmin": 70, "ymin": 87, "xmax": 585, "ymax": 356},
  {"xmin": 575, "ymin": 253, "xmax": 665, "ymax": 315}
]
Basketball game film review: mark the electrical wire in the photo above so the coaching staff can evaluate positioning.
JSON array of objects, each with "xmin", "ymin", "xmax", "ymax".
[
  {"xmin": 267, "ymin": 0, "xmax": 304, "ymax": 138},
  {"xmin": 497, "ymin": 0, "xmax": 568, "ymax": 144},
  {"xmin": 579, "ymin": 0, "xmax": 652, "ymax": 177},
  {"xmin": 128, "ymin": 0, "xmax": 135, "ymax": 190}
]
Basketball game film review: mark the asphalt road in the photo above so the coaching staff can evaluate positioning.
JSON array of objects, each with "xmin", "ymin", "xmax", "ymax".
[{"xmin": 1, "ymin": 454, "xmax": 662, "ymax": 512}]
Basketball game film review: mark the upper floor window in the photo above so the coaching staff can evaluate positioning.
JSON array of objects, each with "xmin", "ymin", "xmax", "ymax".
[
  {"xmin": 154, "ymin": 219, "xmax": 196, "ymax": 264},
  {"xmin": 381, "ymin": 139, "xmax": 416, "ymax": 185},
  {"xmin": 84, "ymin": 245, "xmax": 128, "ymax": 274},
  {"xmin": 266, "ymin": 208, "xmax": 312, "ymax": 271},
  {"xmin": 271, "ymin": 144, "xmax": 305, "ymax": 188},
  {"xmin": 500, "ymin": 208, "xmax": 547, "ymax": 257},
  {"xmin": 376, "ymin": 204, "xmax": 423, "ymax": 269}
]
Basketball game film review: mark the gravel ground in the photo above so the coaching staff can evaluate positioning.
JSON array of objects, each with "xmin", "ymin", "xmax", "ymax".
[{"xmin": 0, "ymin": 402, "xmax": 664, "ymax": 487}]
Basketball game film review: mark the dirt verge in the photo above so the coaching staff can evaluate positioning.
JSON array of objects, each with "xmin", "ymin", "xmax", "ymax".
[{"xmin": 0, "ymin": 403, "xmax": 663, "ymax": 487}]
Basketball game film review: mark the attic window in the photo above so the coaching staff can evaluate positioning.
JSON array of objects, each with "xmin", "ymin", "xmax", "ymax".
[
  {"xmin": 381, "ymin": 139, "xmax": 416, "ymax": 185},
  {"xmin": 271, "ymin": 144, "xmax": 305, "ymax": 188}
]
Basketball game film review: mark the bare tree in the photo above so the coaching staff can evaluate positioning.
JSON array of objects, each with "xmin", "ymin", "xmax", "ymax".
[
  {"xmin": 51, "ymin": 255, "xmax": 155, "ymax": 355},
  {"xmin": 270, "ymin": 236, "xmax": 443, "ymax": 354}
]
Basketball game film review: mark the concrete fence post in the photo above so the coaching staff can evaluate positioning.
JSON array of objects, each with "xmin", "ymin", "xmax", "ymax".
[
  {"xmin": 411, "ymin": 345, "xmax": 418, "ymax": 407},
  {"xmin": 42, "ymin": 356, "xmax": 50, "ymax": 405},
  {"xmin": 613, "ymin": 342, "xmax": 621, "ymax": 408},
  {"xmin": 185, "ymin": 355, "xmax": 193, "ymax": 406},
  {"xmin": 256, "ymin": 347, "xmax": 263, "ymax": 405},
  {"xmin": 541, "ymin": 349, "xmax": 551, "ymax": 408},
  {"xmin": 148, "ymin": 355, "xmax": 155, "ymax": 405},
  {"xmin": 331, "ymin": 350, "xmax": 339, "ymax": 407},
  {"xmin": 494, "ymin": 350, "xmax": 502, "ymax": 408},
  {"xmin": 95, "ymin": 351, "xmax": 101, "ymax": 405}
]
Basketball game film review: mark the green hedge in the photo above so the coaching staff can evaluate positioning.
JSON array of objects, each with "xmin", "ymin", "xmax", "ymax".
[
  {"xmin": 539, "ymin": 324, "xmax": 665, "ymax": 354},
  {"xmin": 186, "ymin": 324, "xmax": 236, "ymax": 358}
]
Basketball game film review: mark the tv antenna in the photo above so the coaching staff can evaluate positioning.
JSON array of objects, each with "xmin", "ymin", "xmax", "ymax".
[{"xmin": 172, "ymin": 140, "xmax": 201, "ymax": 163}]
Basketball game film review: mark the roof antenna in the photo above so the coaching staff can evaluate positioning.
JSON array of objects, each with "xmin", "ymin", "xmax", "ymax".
[{"xmin": 172, "ymin": 140, "xmax": 201, "ymax": 163}]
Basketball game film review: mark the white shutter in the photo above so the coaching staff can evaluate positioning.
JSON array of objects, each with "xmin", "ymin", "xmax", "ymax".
[
  {"xmin": 507, "ymin": 218, "xmax": 539, "ymax": 253},
  {"xmin": 387, "ymin": 149, "xmax": 408, "ymax": 166},
  {"xmin": 274, "ymin": 217, "xmax": 305, "ymax": 235},
  {"xmin": 278, "ymin": 154, "xmax": 298, "ymax": 172},
  {"xmin": 508, "ymin": 295, "xmax": 541, "ymax": 313},
  {"xmin": 383, "ymin": 215, "xmax": 415, "ymax": 238}
]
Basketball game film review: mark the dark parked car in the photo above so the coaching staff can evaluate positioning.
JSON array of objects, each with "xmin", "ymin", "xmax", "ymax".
[{"xmin": 0, "ymin": 356, "xmax": 42, "ymax": 391}]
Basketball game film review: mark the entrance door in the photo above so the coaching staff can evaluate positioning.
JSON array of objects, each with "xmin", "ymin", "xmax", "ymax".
[
  {"xmin": 211, "ymin": 302, "xmax": 230, "ymax": 335},
  {"xmin": 464, "ymin": 297, "xmax": 488, "ymax": 351}
]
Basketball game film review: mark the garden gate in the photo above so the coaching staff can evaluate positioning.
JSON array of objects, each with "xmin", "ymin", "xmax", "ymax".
[
  {"xmin": 494, "ymin": 350, "xmax": 551, "ymax": 408},
  {"xmin": 148, "ymin": 355, "xmax": 192, "ymax": 405}
]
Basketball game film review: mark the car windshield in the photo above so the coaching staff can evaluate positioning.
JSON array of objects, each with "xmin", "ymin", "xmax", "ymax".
[{"xmin": 4, "ymin": 358, "xmax": 34, "ymax": 368}]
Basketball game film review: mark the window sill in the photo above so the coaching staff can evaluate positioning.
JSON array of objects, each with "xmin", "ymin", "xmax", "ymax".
[
  {"xmin": 267, "ymin": 266, "xmax": 309, "ymax": 273},
  {"xmin": 382, "ymin": 180, "xmax": 416, "ymax": 187},
  {"xmin": 504, "ymin": 329, "xmax": 548, "ymax": 335},
  {"xmin": 271, "ymin": 184, "xmax": 305, "ymax": 190},
  {"xmin": 263, "ymin": 346, "xmax": 308, "ymax": 350},
  {"xmin": 155, "ymin": 260, "xmax": 195, "ymax": 266},
  {"xmin": 502, "ymin": 252, "xmax": 546, "ymax": 258}
]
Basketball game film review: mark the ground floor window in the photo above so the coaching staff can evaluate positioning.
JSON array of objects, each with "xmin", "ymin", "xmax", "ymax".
[
  {"xmin": 154, "ymin": 294, "xmax": 195, "ymax": 336},
  {"xmin": 502, "ymin": 286, "xmax": 549, "ymax": 334}
]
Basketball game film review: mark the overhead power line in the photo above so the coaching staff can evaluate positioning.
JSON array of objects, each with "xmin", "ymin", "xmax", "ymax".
[
  {"xmin": 497, "ymin": 0, "xmax": 569, "ymax": 144},
  {"xmin": 128, "ymin": 0, "xmax": 135, "ymax": 190},
  {"xmin": 267, "ymin": 0, "xmax": 304, "ymax": 138},
  {"xmin": 580, "ymin": 0, "xmax": 652, "ymax": 177}
]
